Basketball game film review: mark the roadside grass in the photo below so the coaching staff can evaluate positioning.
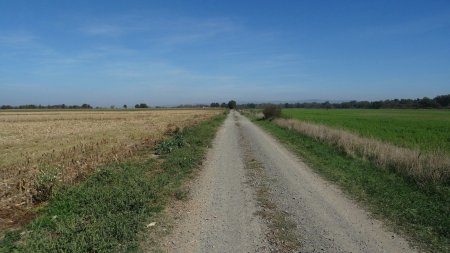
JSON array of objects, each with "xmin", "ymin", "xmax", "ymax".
[
  {"xmin": 252, "ymin": 118, "xmax": 450, "ymax": 252},
  {"xmin": 0, "ymin": 113, "xmax": 226, "ymax": 252}
]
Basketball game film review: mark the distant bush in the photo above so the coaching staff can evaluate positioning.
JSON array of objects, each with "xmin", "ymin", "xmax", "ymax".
[
  {"xmin": 263, "ymin": 105, "xmax": 281, "ymax": 120},
  {"xmin": 135, "ymin": 103, "xmax": 149, "ymax": 108}
]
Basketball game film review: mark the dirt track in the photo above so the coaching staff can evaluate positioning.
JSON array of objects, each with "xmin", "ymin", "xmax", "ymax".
[{"xmin": 162, "ymin": 111, "xmax": 416, "ymax": 252}]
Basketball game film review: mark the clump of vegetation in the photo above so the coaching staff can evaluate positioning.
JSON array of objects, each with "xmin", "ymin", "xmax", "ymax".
[
  {"xmin": 32, "ymin": 166, "xmax": 59, "ymax": 203},
  {"xmin": 155, "ymin": 132, "xmax": 185, "ymax": 155},
  {"xmin": 174, "ymin": 187, "xmax": 189, "ymax": 200},
  {"xmin": 263, "ymin": 105, "xmax": 281, "ymax": 120}
]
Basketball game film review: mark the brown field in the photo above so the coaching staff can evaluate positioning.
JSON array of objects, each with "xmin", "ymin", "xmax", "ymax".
[{"xmin": 0, "ymin": 109, "xmax": 221, "ymax": 230}]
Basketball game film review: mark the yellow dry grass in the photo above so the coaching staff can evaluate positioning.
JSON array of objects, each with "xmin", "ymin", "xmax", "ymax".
[{"xmin": 0, "ymin": 109, "xmax": 221, "ymax": 228}]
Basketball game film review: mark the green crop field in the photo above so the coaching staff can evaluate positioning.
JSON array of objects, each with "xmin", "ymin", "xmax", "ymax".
[{"xmin": 282, "ymin": 109, "xmax": 450, "ymax": 154}]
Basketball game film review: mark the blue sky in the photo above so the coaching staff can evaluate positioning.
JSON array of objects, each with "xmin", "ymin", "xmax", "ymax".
[{"xmin": 0, "ymin": 0, "xmax": 449, "ymax": 106}]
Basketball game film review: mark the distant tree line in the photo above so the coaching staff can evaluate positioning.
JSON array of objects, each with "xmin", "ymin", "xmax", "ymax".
[
  {"xmin": 0, "ymin": 104, "xmax": 93, "ymax": 109},
  {"xmin": 239, "ymin": 94, "xmax": 450, "ymax": 109},
  {"xmin": 134, "ymin": 103, "xmax": 149, "ymax": 108},
  {"xmin": 209, "ymin": 100, "xmax": 237, "ymax": 109},
  {"xmin": 209, "ymin": 102, "xmax": 229, "ymax": 108},
  {"xmin": 3, "ymin": 95, "xmax": 448, "ymax": 110}
]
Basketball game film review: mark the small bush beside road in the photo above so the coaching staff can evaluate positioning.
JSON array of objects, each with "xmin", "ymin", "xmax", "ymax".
[{"xmin": 262, "ymin": 105, "xmax": 281, "ymax": 120}]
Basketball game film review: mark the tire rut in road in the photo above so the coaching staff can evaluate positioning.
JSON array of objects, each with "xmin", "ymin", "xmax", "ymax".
[{"xmin": 238, "ymin": 118, "xmax": 302, "ymax": 252}]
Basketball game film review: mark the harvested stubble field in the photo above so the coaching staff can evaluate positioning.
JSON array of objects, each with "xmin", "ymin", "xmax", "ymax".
[{"xmin": 0, "ymin": 109, "xmax": 221, "ymax": 231}]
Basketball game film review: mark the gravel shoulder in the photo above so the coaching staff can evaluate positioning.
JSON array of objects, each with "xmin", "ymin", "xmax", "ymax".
[{"xmin": 161, "ymin": 111, "xmax": 417, "ymax": 253}]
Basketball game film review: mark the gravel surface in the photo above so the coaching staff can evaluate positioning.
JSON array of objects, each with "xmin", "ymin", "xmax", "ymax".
[
  {"xmin": 162, "ymin": 111, "xmax": 417, "ymax": 253},
  {"xmin": 163, "ymin": 111, "xmax": 269, "ymax": 253}
]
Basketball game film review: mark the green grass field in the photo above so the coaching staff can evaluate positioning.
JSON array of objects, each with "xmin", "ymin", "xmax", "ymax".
[{"xmin": 282, "ymin": 109, "xmax": 450, "ymax": 154}]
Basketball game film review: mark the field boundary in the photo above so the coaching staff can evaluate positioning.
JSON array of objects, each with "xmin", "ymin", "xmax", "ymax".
[{"xmin": 274, "ymin": 118, "xmax": 450, "ymax": 184}]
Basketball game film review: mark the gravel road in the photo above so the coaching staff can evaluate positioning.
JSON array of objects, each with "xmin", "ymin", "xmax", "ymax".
[{"xmin": 163, "ymin": 111, "xmax": 416, "ymax": 253}]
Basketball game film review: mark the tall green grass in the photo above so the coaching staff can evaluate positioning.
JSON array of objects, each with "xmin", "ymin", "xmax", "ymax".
[
  {"xmin": 0, "ymin": 114, "xmax": 226, "ymax": 252},
  {"xmin": 282, "ymin": 109, "xmax": 450, "ymax": 154}
]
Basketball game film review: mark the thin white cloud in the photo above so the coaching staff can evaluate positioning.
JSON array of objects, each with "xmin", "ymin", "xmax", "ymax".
[
  {"xmin": 0, "ymin": 32, "xmax": 35, "ymax": 45},
  {"xmin": 159, "ymin": 18, "xmax": 240, "ymax": 45},
  {"xmin": 79, "ymin": 24, "xmax": 144, "ymax": 36},
  {"xmin": 0, "ymin": 32, "xmax": 58, "ymax": 60}
]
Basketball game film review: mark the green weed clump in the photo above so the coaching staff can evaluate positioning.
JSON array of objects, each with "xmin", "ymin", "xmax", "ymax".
[
  {"xmin": 155, "ymin": 132, "xmax": 185, "ymax": 155},
  {"xmin": 32, "ymin": 166, "xmax": 59, "ymax": 203}
]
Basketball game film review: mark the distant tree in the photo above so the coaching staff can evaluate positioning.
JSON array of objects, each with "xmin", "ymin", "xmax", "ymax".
[
  {"xmin": 370, "ymin": 101, "xmax": 382, "ymax": 109},
  {"xmin": 220, "ymin": 102, "xmax": 227, "ymax": 108},
  {"xmin": 123, "ymin": 104, "xmax": 127, "ymax": 109},
  {"xmin": 134, "ymin": 103, "xmax": 148, "ymax": 108},
  {"xmin": 81, "ymin": 104, "xmax": 92, "ymax": 109},
  {"xmin": 228, "ymin": 100, "xmax": 237, "ymax": 109},
  {"xmin": 110, "ymin": 105, "xmax": 115, "ymax": 109},
  {"xmin": 210, "ymin": 102, "xmax": 220, "ymax": 107},
  {"xmin": 419, "ymin": 97, "xmax": 438, "ymax": 108},
  {"xmin": 434, "ymin": 94, "xmax": 450, "ymax": 107},
  {"xmin": 322, "ymin": 101, "xmax": 332, "ymax": 109}
]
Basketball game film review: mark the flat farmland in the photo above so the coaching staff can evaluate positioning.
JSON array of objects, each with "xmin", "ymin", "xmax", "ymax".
[
  {"xmin": 0, "ymin": 109, "xmax": 221, "ymax": 228},
  {"xmin": 282, "ymin": 109, "xmax": 450, "ymax": 155}
]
